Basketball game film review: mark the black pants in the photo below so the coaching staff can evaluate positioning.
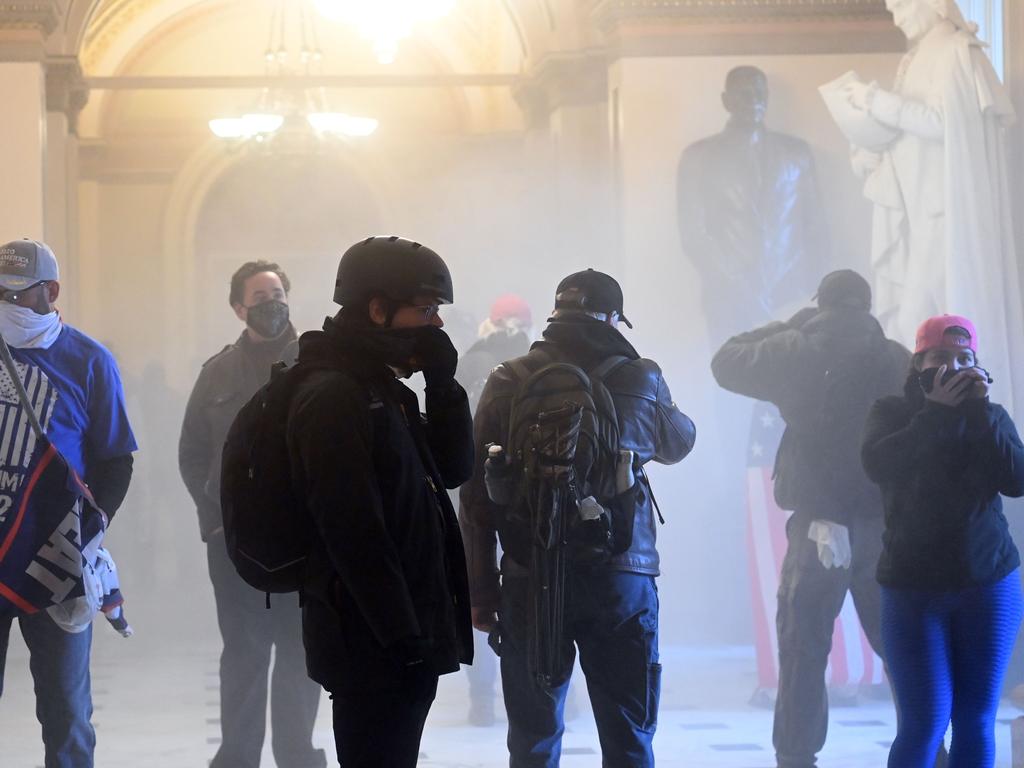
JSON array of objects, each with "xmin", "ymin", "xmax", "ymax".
[
  {"xmin": 206, "ymin": 534, "xmax": 325, "ymax": 768},
  {"xmin": 773, "ymin": 515, "xmax": 885, "ymax": 768},
  {"xmin": 330, "ymin": 665, "xmax": 439, "ymax": 768}
]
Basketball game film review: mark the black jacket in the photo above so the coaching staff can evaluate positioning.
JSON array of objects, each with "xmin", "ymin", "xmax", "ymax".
[
  {"xmin": 179, "ymin": 328, "xmax": 297, "ymax": 541},
  {"xmin": 457, "ymin": 330, "xmax": 532, "ymax": 412},
  {"xmin": 711, "ymin": 307, "xmax": 910, "ymax": 524},
  {"xmin": 460, "ymin": 315, "xmax": 696, "ymax": 609},
  {"xmin": 287, "ymin": 319, "xmax": 474, "ymax": 693},
  {"xmin": 862, "ymin": 381, "xmax": 1024, "ymax": 590}
]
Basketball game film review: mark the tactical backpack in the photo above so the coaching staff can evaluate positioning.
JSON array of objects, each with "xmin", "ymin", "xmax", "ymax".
[
  {"xmin": 487, "ymin": 351, "xmax": 634, "ymax": 688},
  {"xmin": 496, "ymin": 352, "xmax": 634, "ymax": 562},
  {"xmin": 220, "ymin": 361, "xmax": 317, "ymax": 596}
]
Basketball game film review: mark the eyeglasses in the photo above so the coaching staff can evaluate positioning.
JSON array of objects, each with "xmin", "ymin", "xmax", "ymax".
[
  {"xmin": 0, "ymin": 280, "xmax": 48, "ymax": 303},
  {"xmin": 406, "ymin": 303, "xmax": 440, "ymax": 321}
]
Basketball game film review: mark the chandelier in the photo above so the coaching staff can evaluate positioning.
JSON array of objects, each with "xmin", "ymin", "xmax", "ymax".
[
  {"xmin": 312, "ymin": 0, "xmax": 456, "ymax": 65},
  {"xmin": 209, "ymin": 0, "xmax": 379, "ymax": 144}
]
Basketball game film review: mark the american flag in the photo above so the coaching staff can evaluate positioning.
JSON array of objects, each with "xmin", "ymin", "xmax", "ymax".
[
  {"xmin": 746, "ymin": 401, "xmax": 884, "ymax": 690},
  {"xmin": 0, "ymin": 360, "xmax": 105, "ymax": 624}
]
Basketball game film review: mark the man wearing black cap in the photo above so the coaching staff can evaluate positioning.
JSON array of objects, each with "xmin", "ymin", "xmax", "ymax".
[
  {"xmin": 461, "ymin": 269, "xmax": 695, "ymax": 767},
  {"xmin": 711, "ymin": 270, "xmax": 910, "ymax": 768}
]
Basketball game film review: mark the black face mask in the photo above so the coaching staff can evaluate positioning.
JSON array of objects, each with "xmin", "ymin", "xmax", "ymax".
[{"xmin": 246, "ymin": 299, "xmax": 290, "ymax": 339}]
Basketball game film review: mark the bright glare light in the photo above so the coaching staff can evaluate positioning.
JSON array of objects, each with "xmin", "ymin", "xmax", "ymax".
[
  {"xmin": 307, "ymin": 112, "xmax": 379, "ymax": 137},
  {"xmin": 209, "ymin": 113, "xmax": 284, "ymax": 139},
  {"xmin": 209, "ymin": 118, "xmax": 247, "ymax": 139},
  {"xmin": 313, "ymin": 0, "xmax": 455, "ymax": 64},
  {"xmin": 240, "ymin": 113, "xmax": 285, "ymax": 134}
]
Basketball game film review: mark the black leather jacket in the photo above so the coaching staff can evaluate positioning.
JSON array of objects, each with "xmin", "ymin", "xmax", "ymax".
[{"xmin": 459, "ymin": 316, "xmax": 696, "ymax": 609}]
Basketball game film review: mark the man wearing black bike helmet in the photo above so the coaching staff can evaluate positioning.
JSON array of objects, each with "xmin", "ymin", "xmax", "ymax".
[{"xmin": 288, "ymin": 236, "xmax": 474, "ymax": 767}]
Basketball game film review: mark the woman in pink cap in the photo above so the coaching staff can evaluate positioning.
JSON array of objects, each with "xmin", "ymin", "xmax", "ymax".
[{"xmin": 862, "ymin": 314, "xmax": 1024, "ymax": 767}]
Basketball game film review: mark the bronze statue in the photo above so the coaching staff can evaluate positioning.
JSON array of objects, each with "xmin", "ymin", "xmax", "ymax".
[{"xmin": 677, "ymin": 66, "xmax": 829, "ymax": 343}]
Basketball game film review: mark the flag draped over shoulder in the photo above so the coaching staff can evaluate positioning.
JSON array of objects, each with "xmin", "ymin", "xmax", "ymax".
[{"xmin": 0, "ymin": 353, "xmax": 105, "ymax": 629}]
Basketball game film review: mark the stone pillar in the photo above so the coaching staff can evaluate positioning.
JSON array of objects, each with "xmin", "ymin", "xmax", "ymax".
[
  {"xmin": 1007, "ymin": 0, "xmax": 1024, "ymax": 273},
  {"xmin": 0, "ymin": 0, "xmax": 62, "ymax": 248},
  {"xmin": 45, "ymin": 57, "xmax": 88, "ymax": 319},
  {"xmin": 0, "ymin": 58, "xmax": 46, "ymax": 240},
  {"xmin": 513, "ymin": 52, "xmax": 617, "ymax": 275}
]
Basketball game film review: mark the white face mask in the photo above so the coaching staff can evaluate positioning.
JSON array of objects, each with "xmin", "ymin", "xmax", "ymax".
[{"xmin": 0, "ymin": 303, "xmax": 62, "ymax": 349}]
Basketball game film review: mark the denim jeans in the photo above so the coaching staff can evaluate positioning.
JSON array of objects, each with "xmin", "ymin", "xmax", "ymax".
[
  {"xmin": 498, "ymin": 565, "xmax": 660, "ymax": 768},
  {"xmin": 0, "ymin": 611, "xmax": 95, "ymax": 768}
]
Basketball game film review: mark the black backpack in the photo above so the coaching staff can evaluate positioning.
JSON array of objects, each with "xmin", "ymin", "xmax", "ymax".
[
  {"xmin": 220, "ymin": 361, "xmax": 317, "ymax": 595},
  {"xmin": 495, "ymin": 351, "xmax": 632, "ymax": 564}
]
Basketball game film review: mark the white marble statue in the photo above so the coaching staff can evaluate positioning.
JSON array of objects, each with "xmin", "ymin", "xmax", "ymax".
[{"xmin": 831, "ymin": 0, "xmax": 1022, "ymax": 411}]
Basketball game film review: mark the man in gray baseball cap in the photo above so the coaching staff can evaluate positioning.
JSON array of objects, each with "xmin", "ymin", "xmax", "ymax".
[
  {"xmin": 0, "ymin": 239, "xmax": 60, "ymax": 293},
  {"xmin": 0, "ymin": 238, "xmax": 137, "ymax": 768}
]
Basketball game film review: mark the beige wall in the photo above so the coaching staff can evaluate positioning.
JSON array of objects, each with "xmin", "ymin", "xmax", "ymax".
[{"xmin": 0, "ymin": 62, "xmax": 46, "ymax": 240}]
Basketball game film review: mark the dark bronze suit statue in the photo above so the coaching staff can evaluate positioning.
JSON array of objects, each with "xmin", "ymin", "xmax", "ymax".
[{"xmin": 677, "ymin": 66, "xmax": 828, "ymax": 344}]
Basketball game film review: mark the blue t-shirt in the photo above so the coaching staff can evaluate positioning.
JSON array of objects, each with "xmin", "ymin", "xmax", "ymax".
[{"xmin": 8, "ymin": 325, "xmax": 137, "ymax": 478}]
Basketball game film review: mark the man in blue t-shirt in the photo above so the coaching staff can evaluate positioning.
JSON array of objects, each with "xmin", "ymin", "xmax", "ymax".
[{"xmin": 0, "ymin": 239, "xmax": 137, "ymax": 768}]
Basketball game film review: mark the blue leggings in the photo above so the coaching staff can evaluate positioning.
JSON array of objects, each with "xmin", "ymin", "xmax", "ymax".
[{"xmin": 881, "ymin": 570, "xmax": 1022, "ymax": 768}]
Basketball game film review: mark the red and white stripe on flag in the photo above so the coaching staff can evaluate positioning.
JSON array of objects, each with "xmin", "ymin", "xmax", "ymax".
[{"xmin": 746, "ymin": 465, "xmax": 885, "ymax": 688}]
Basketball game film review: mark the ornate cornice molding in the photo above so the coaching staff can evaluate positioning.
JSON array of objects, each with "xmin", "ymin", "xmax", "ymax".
[
  {"xmin": 590, "ymin": 0, "xmax": 904, "ymax": 56},
  {"xmin": 46, "ymin": 55, "xmax": 88, "ymax": 134},
  {"xmin": 0, "ymin": 1, "xmax": 62, "ymax": 36},
  {"xmin": 592, "ymin": 0, "xmax": 891, "ymax": 25},
  {"xmin": 513, "ymin": 49, "xmax": 608, "ymax": 127}
]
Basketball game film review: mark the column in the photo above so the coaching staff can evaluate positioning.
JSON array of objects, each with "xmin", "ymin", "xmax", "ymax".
[{"xmin": 0, "ymin": 2, "xmax": 61, "ymax": 242}]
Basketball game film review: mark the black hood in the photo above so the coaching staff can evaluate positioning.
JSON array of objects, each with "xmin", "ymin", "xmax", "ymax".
[{"xmin": 534, "ymin": 315, "xmax": 640, "ymax": 368}]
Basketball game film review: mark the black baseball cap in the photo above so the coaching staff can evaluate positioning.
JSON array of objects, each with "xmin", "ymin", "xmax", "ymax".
[
  {"xmin": 555, "ymin": 269, "xmax": 633, "ymax": 328},
  {"xmin": 814, "ymin": 269, "xmax": 871, "ymax": 310}
]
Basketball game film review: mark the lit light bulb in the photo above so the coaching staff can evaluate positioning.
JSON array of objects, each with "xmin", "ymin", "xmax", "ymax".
[{"xmin": 312, "ymin": 0, "xmax": 456, "ymax": 64}]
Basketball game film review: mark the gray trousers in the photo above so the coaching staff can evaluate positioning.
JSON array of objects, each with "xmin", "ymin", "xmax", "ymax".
[{"xmin": 772, "ymin": 514, "xmax": 885, "ymax": 768}]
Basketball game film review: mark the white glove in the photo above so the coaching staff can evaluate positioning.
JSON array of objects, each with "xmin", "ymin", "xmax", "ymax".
[{"xmin": 807, "ymin": 520, "xmax": 852, "ymax": 570}]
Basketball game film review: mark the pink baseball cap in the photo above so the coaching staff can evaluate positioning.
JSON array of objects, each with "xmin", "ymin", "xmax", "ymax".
[{"xmin": 914, "ymin": 314, "xmax": 978, "ymax": 355}]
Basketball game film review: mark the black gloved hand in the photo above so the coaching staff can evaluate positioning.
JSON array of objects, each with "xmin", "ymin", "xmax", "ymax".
[
  {"xmin": 786, "ymin": 306, "xmax": 819, "ymax": 330},
  {"xmin": 413, "ymin": 326, "xmax": 459, "ymax": 390},
  {"xmin": 390, "ymin": 635, "xmax": 429, "ymax": 668}
]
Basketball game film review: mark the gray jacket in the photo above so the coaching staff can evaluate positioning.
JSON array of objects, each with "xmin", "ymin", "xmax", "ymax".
[{"xmin": 178, "ymin": 328, "xmax": 297, "ymax": 541}]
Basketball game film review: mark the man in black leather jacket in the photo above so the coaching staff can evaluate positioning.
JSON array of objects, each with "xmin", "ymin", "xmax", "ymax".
[
  {"xmin": 711, "ymin": 270, "xmax": 910, "ymax": 768},
  {"xmin": 461, "ymin": 269, "xmax": 695, "ymax": 767},
  {"xmin": 289, "ymin": 236, "xmax": 473, "ymax": 768},
  {"xmin": 179, "ymin": 261, "xmax": 324, "ymax": 768}
]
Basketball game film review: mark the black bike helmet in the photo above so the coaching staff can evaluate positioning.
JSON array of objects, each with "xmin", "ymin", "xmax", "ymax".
[{"xmin": 333, "ymin": 235, "xmax": 453, "ymax": 306}]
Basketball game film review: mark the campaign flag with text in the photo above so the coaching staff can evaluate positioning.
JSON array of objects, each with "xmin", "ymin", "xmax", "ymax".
[{"xmin": 0, "ymin": 354, "xmax": 105, "ymax": 629}]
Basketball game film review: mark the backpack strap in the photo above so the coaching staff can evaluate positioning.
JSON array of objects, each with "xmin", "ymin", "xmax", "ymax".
[
  {"xmin": 503, "ymin": 347, "xmax": 552, "ymax": 387},
  {"xmin": 587, "ymin": 355, "xmax": 631, "ymax": 384}
]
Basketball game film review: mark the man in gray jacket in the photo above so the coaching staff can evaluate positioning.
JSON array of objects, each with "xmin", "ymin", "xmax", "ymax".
[{"xmin": 179, "ymin": 260, "xmax": 324, "ymax": 768}]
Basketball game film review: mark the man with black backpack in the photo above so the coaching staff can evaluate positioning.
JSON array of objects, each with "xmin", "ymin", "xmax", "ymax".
[
  {"xmin": 179, "ymin": 261, "xmax": 325, "ymax": 768},
  {"xmin": 711, "ymin": 270, "xmax": 910, "ymax": 768},
  {"xmin": 460, "ymin": 269, "xmax": 695, "ymax": 767},
  {"xmin": 284, "ymin": 236, "xmax": 473, "ymax": 767}
]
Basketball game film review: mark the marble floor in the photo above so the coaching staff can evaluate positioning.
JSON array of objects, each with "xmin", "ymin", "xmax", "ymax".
[{"xmin": 1, "ymin": 633, "xmax": 1022, "ymax": 767}]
